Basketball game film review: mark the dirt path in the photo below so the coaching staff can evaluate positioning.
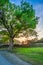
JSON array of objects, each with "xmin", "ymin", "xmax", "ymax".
[{"xmin": 0, "ymin": 50, "xmax": 32, "ymax": 65}]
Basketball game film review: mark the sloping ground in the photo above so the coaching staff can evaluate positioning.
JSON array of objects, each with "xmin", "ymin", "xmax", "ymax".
[
  {"xmin": 11, "ymin": 47, "xmax": 43, "ymax": 65},
  {"xmin": 0, "ymin": 50, "xmax": 31, "ymax": 65},
  {"xmin": 0, "ymin": 54, "xmax": 13, "ymax": 65}
]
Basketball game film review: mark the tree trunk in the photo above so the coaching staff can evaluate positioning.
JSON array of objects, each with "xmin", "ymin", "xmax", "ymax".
[{"xmin": 8, "ymin": 38, "xmax": 14, "ymax": 50}]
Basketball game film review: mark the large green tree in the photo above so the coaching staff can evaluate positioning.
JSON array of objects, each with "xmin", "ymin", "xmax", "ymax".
[{"xmin": 0, "ymin": 0, "xmax": 39, "ymax": 50}]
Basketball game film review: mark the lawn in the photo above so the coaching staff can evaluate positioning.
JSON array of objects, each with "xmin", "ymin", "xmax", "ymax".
[{"xmin": 11, "ymin": 47, "xmax": 43, "ymax": 65}]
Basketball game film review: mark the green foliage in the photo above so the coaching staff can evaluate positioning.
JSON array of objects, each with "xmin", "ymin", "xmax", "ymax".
[
  {"xmin": 0, "ymin": 0, "xmax": 39, "ymax": 43},
  {"xmin": 2, "ymin": 35, "xmax": 9, "ymax": 43},
  {"xmin": 0, "ymin": 0, "xmax": 9, "ymax": 5},
  {"xmin": 23, "ymin": 28, "xmax": 37, "ymax": 37},
  {"xmin": 12, "ymin": 47, "xmax": 43, "ymax": 65},
  {"xmin": 0, "ymin": 30, "xmax": 9, "ymax": 35}
]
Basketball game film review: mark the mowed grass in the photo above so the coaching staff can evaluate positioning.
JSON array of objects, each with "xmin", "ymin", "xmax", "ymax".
[{"xmin": 11, "ymin": 47, "xmax": 43, "ymax": 65}]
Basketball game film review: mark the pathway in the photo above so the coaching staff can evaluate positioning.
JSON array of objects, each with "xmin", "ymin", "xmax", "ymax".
[{"xmin": 0, "ymin": 50, "xmax": 32, "ymax": 65}]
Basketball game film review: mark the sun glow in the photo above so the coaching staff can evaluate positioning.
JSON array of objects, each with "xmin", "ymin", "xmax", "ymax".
[{"xmin": 14, "ymin": 36, "xmax": 36, "ymax": 45}]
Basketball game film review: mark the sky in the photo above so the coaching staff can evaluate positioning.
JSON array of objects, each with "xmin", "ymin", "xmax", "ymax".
[{"xmin": 10, "ymin": 0, "xmax": 43, "ymax": 39}]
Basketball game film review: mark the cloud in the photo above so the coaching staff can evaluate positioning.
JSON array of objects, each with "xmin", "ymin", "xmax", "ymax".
[
  {"xmin": 34, "ymin": 4, "xmax": 43, "ymax": 38},
  {"xmin": 37, "ymin": 30, "xmax": 43, "ymax": 39}
]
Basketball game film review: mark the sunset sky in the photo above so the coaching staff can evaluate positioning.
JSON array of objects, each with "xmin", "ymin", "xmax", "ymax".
[{"xmin": 10, "ymin": 0, "xmax": 43, "ymax": 39}]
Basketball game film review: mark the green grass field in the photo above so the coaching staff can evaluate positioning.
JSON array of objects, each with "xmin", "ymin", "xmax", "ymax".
[{"xmin": 11, "ymin": 47, "xmax": 43, "ymax": 65}]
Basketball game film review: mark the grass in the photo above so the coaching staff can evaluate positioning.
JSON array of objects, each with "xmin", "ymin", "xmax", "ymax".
[
  {"xmin": 0, "ymin": 47, "xmax": 6, "ymax": 50},
  {"xmin": 11, "ymin": 47, "xmax": 43, "ymax": 65}
]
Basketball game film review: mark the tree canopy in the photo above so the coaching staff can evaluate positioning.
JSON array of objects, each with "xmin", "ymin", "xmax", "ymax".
[{"xmin": 0, "ymin": 0, "xmax": 39, "ymax": 49}]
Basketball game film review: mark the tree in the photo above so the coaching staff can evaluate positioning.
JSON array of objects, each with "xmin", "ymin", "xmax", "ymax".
[
  {"xmin": 0, "ymin": 0, "xmax": 39, "ymax": 50},
  {"xmin": 37, "ymin": 38, "xmax": 43, "ymax": 43},
  {"xmin": 23, "ymin": 28, "xmax": 38, "ymax": 38}
]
